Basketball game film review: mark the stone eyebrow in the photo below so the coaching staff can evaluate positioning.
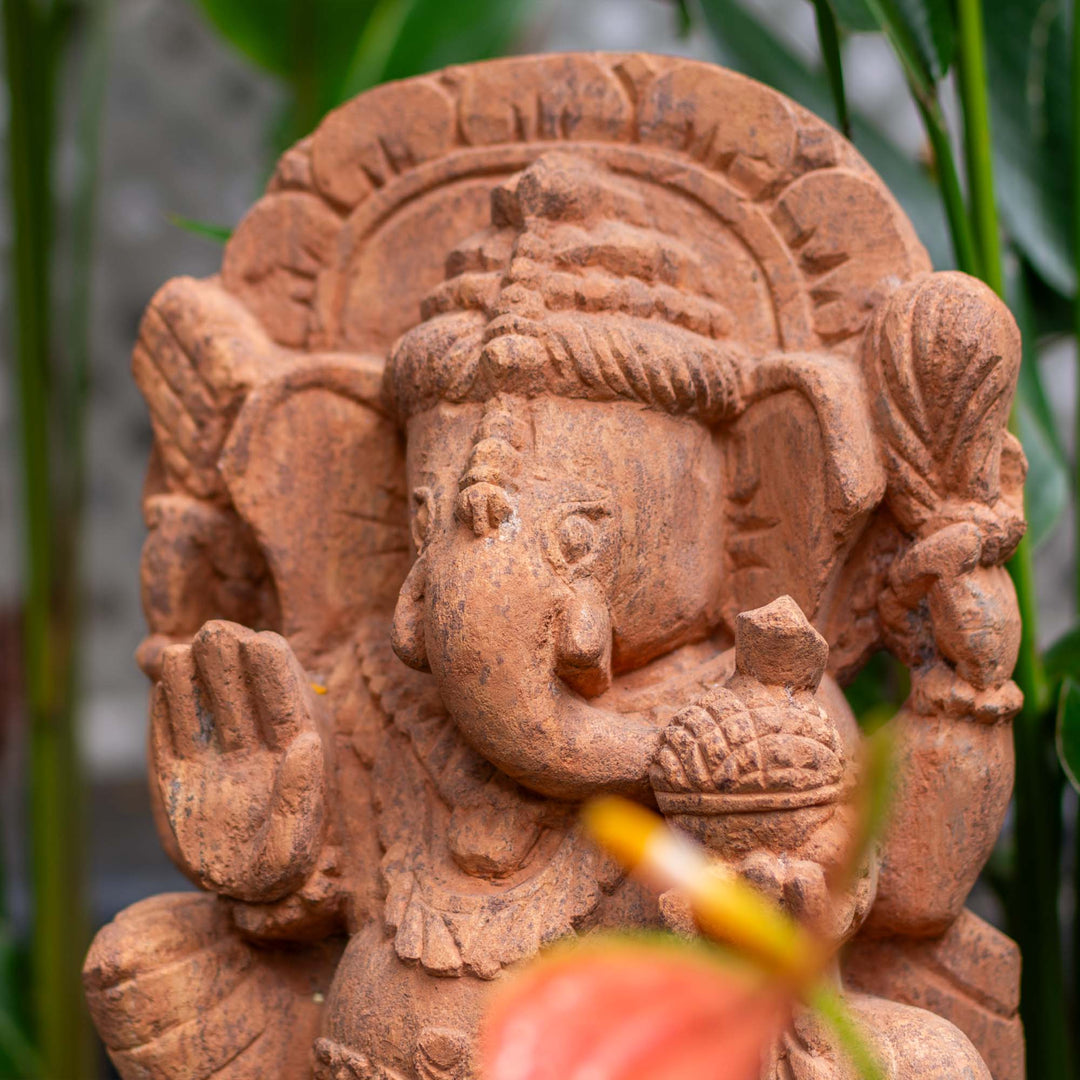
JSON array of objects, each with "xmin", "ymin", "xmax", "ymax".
[{"xmin": 387, "ymin": 310, "xmax": 747, "ymax": 425}]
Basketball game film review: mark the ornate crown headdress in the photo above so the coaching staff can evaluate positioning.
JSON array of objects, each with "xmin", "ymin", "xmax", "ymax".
[{"xmin": 385, "ymin": 152, "xmax": 748, "ymax": 424}]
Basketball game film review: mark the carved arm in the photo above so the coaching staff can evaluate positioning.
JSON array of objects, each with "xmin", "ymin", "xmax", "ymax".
[
  {"xmin": 859, "ymin": 271, "xmax": 1025, "ymax": 936},
  {"xmin": 131, "ymin": 276, "xmax": 402, "ymax": 933}
]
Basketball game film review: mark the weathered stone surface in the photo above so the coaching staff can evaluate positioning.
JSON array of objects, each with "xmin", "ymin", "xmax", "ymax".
[{"xmin": 84, "ymin": 53, "xmax": 1024, "ymax": 1079}]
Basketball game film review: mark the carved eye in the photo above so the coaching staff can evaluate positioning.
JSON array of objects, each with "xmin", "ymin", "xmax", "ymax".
[
  {"xmin": 545, "ymin": 497, "xmax": 615, "ymax": 578},
  {"xmin": 558, "ymin": 513, "xmax": 595, "ymax": 564},
  {"xmin": 411, "ymin": 487, "xmax": 433, "ymax": 554}
]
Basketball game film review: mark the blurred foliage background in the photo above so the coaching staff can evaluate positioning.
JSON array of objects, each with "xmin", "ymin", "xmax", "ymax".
[{"xmin": 1, "ymin": 0, "xmax": 1078, "ymax": 1076}]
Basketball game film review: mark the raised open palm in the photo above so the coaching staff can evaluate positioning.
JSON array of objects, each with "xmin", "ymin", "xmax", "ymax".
[{"xmin": 150, "ymin": 620, "xmax": 327, "ymax": 902}]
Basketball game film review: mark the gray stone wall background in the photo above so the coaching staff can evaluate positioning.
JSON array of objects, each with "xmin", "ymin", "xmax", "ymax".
[{"xmin": 0, "ymin": 0, "xmax": 1075, "ymax": 922}]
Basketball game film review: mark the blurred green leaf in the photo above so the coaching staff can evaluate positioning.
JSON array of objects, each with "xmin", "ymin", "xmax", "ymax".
[
  {"xmin": 697, "ymin": 0, "xmax": 953, "ymax": 267},
  {"xmin": 844, "ymin": 650, "xmax": 909, "ymax": 727},
  {"xmin": 339, "ymin": 0, "xmax": 527, "ymax": 97},
  {"xmin": 675, "ymin": 0, "xmax": 695, "ymax": 38},
  {"xmin": 167, "ymin": 213, "xmax": 232, "ymax": 244},
  {"xmin": 1010, "ymin": 260, "xmax": 1064, "ymax": 457},
  {"xmin": 335, "ymin": 0, "xmax": 415, "ymax": 96},
  {"xmin": 1007, "ymin": 255, "xmax": 1069, "ymax": 548},
  {"xmin": 1016, "ymin": 398, "xmax": 1069, "ymax": 550},
  {"xmin": 0, "ymin": 1012, "xmax": 40, "ymax": 1079},
  {"xmin": 0, "ymin": 829, "xmax": 31, "ymax": 1079},
  {"xmin": 0, "ymin": 924, "xmax": 37, "ymax": 1079},
  {"xmin": 196, "ymin": 0, "xmax": 527, "ymax": 150},
  {"xmin": 855, "ymin": 0, "xmax": 932, "ymax": 92},
  {"xmin": 830, "ymin": 0, "xmax": 878, "ymax": 32},
  {"xmin": 194, "ymin": 0, "xmax": 382, "ymax": 141},
  {"xmin": 890, "ymin": 0, "xmax": 953, "ymax": 80},
  {"xmin": 1046, "ymin": 626, "xmax": 1080, "ymax": 684},
  {"xmin": 805, "ymin": 981, "xmax": 886, "ymax": 1080},
  {"xmin": 1027, "ymin": 264, "xmax": 1074, "ymax": 337},
  {"xmin": 194, "ymin": 0, "xmax": 295, "ymax": 76},
  {"xmin": 838, "ymin": 0, "xmax": 953, "ymax": 82},
  {"xmin": 194, "ymin": 0, "xmax": 375, "ymax": 94},
  {"xmin": 1055, "ymin": 677, "xmax": 1080, "ymax": 793},
  {"xmin": 985, "ymin": 0, "xmax": 1073, "ymax": 296}
]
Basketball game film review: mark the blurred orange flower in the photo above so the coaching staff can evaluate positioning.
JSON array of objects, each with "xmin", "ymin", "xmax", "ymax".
[
  {"xmin": 480, "ymin": 939, "xmax": 791, "ymax": 1080},
  {"xmin": 479, "ymin": 795, "xmax": 886, "ymax": 1080}
]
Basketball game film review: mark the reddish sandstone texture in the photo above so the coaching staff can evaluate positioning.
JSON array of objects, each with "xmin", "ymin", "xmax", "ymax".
[{"xmin": 84, "ymin": 53, "xmax": 1025, "ymax": 1080}]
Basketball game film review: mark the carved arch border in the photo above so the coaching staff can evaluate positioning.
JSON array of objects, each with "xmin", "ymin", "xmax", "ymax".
[{"xmin": 217, "ymin": 53, "xmax": 931, "ymax": 363}]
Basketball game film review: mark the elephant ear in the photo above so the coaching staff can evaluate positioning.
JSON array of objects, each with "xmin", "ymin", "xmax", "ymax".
[
  {"xmin": 722, "ymin": 353, "xmax": 886, "ymax": 634},
  {"xmin": 219, "ymin": 356, "xmax": 411, "ymax": 666}
]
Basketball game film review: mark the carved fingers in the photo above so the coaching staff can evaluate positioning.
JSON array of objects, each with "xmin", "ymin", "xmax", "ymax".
[
  {"xmin": 888, "ymin": 522, "xmax": 982, "ymax": 605},
  {"xmin": 659, "ymin": 853, "xmax": 858, "ymax": 948},
  {"xmin": 151, "ymin": 619, "xmax": 327, "ymax": 902},
  {"xmin": 739, "ymin": 852, "xmax": 828, "ymax": 921},
  {"xmin": 133, "ymin": 277, "xmax": 270, "ymax": 500},
  {"xmin": 881, "ymin": 523, "xmax": 1023, "ymax": 711}
]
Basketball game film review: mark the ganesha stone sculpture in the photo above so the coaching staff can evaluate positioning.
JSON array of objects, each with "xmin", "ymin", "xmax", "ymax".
[{"xmin": 84, "ymin": 53, "xmax": 1027, "ymax": 1080}]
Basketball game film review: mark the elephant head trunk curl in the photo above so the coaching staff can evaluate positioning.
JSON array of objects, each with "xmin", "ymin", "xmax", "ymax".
[{"xmin": 391, "ymin": 530, "xmax": 660, "ymax": 801}]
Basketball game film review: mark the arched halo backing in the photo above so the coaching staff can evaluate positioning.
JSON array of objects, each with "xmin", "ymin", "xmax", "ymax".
[{"xmin": 219, "ymin": 52, "xmax": 931, "ymax": 364}]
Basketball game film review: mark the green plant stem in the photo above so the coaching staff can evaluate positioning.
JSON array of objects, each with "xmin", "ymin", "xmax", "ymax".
[
  {"xmin": 912, "ymin": 94, "xmax": 981, "ymax": 277},
  {"xmin": 1073, "ymin": 0, "xmax": 1080, "ymax": 625},
  {"xmin": 56, "ymin": 6, "xmax": 110, "ymax": 1072},
  {"xmin": 339, "ymin": 0, "xmax": 416, "ymax": 98},
  {"xmin": 807, "ymin": 981, "xmax": 883, "ymax": 1080},
  {"xmin": 952, "ymin": 0, "xmax": 1070, "ymax": 1072},
  {"xmin": 810, "ymin": 0, "xmax": 850, "ymax": 139},
  {"xmin": 287, "ymin": 0, "xmax": 321, "ymax": 149},
  {"xmin": 954, "ymin": 0, "xmax": 1002, "ymax": 295},
  {"xmin": 1074, "ymin": 801, "xmax": 1080, "ymax": 1034},
  {"xmin": 861, "ymin": 0, "xmax": 979, "ymax": 275},
  {"xmin": 1010, "ymin": 685, "xmax": 1070, "ymax": 1080},
  {"xmin": 2, "ymin": 1, "xmax": 94, "ymax": 1076},
  {"xmin": 0, "ymin": 1008, "xmax": 41, "ymax": 1080},
  {"xmin": 1072, "ymin": 0, "xmax": 1080, "ymax": 1029}
]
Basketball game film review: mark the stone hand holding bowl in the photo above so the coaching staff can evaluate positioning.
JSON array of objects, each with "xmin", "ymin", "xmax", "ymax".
[{"xmin": 649, "ymin": 596, "xmax": 875, "ymax": 946}]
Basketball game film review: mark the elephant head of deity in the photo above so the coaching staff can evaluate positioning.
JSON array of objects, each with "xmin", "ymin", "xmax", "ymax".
[{"xmin": 381, "ymin": 151, "xmax": 896, "ymax": 801}]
